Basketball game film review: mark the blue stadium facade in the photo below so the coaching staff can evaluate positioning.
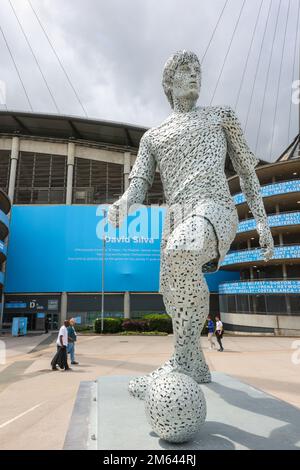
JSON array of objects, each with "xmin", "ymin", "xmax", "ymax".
[
  {"xmin": 0, "ymin": 110, "xmax": 299, "ymax": 335},
  {"xmin": 219, "ymin": 136, "xmax": 300, "ymax": 335}
]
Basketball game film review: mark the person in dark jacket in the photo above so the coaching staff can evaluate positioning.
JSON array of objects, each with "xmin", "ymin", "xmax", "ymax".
[
  {"xmin": 44, "ymin": 316, "xmax": 50, "ymax": 334},
  {"xmin": 67, "ymin": 318, "xmax": 79, "ymax": 365},
  {"xmin": 207, "ymin": 315, "xmax": 216, "ymax": 350}
]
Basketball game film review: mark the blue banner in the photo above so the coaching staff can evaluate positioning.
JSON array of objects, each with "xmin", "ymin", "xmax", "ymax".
[
  {"xmin": 234, "ymin": 180, "xmax": 300, "ymax": 205},
  {"xmin": 238, "ymin": 212, "xmax": 300, "ymax": 233},
  {"xmin": 219, "ymin": 280, "xmax": 300, "ymax": 294},
  {"xmin": 222, "ymin": 245, "xmax": 300, "ymax": 266},
  {"xmin": 5, "ymin": 205, "xmax": 238, "ymax": 293}
]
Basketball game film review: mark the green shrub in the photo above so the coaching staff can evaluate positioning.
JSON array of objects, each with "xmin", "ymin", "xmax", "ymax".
[
  {"xmin": 119, "ymin": 331, "xmax": 168, "ymax": 336},
  {"xmin": 75, "ymin": 325, "xmax": 93, "ymax": 332},
  {"xmin": 94, "ymin": 317, "xmax": 123, "ymax": 334},
  {"xmin": 122, "ymin": 319, "xmax": 149, "ymax": 332},
  {"xmin": 142, "ymin": 314, "xmax": 173, "ymax": 334}
]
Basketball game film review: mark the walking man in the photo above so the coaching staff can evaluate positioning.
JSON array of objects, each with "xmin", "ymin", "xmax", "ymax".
[
  {"xmin": 67, "ymin": 318, "xmax": 79, "ymax": 365},
  {"xmin": 51, "ymin": 320, "xmax": 70, "ymax": 371}
]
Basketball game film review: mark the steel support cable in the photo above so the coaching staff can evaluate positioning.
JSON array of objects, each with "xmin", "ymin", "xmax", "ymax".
[
  {"xmin": 27, "ymin": 0, "xmax": 88, "ymax": 118},
  {"xmin": 0, "ymin": 22, "xmax": 33, "ymax": 111},
  {"xmin": 8, "ymin": 0, "xmax": 60, "ymax": 114},
  {"xmin": 201, "ymin": 0, "xmax": 230, "ymax": 63},
  {"xmin": 234, "ymin": 0, "xmax": 264, "ymax": 111},
  {"xmin": 210, "ymin": 0, "xmax": 247, "ymax": 105},
  {"xmin": 288, "ymin": 0, "xmax": 300, "ymax": 144},
  {"xmin": 255, "ymin": 0, "xmax": 282, "ymax": 154},
  {"xmin": 244, "ymin": 0, "xmax": 273, "ymax": 132},
  {"xmin": 270, "ymin": 0, "xmax": 292, "ymax": 160}
]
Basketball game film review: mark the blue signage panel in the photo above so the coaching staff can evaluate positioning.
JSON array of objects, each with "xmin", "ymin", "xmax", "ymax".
[
  {"xmin": 222, "ymin": 245, "xmax": 300, "ymax": 266},
  {"xmin": 238, "ymin": 212, "xmax": 300, "ymax": 233},
  {"xmin": 234, "ymin": 180, "xmax": 300, "ymax": 205},
  {"xmin": 12, "ymin": 317, "xmax": 28, "ymax": 336},
  {"xmin": 5, "ymin": 206, "xmax": 239, "ymax": 293},
  {"xmin": 219, "ymin": 280, "xmax": 300, "ymax": 294},
  {"xmin": 5, "ymin": 302, "xmax": 27, "ymax": 309}
]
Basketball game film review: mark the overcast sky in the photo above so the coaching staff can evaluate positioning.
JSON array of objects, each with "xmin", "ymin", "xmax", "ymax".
[{"xmin": 0, "ymin": 0, "xmax": 299, "ymax": 161}]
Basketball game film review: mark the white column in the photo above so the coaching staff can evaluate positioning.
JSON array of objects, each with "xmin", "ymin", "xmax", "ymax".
[
  {"xmin": 282, "ymin": 264, "xmax": 287, "ymax": 279},
  {"xmin": 279, "ymin": 233, "xmax": 284, "ymax": 246},
  {"xmin": 124, "ymin": 152, "xmax": 131, "ymax": 191},
  {"xmin": 60, "ymin": 292, "xmax": 68, "ymax": 323},
  {"xmin": 124, "ymin": 291, "xmax": 130, "ymax": 319},
  {"xmin": 66, "ymin": 142, "xmax": 75, "ymax": 205},
  {"xmin": 8, "ymin": 136, "xmax": 20, "ymax": 203}
]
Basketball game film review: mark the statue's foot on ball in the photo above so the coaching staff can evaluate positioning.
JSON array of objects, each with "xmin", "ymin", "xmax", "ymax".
[
  {"xmin": 191, "ymin": 364, "xmax": 212, "ymax": 384},
  {"xmin": 158, "ymin": 357, "xmax": 212, "ymax": 385},
  {"xmin": 128, "ymin": 375, "xmax": 152, "ymax": 399},
  {"xmin": 128, "ymin": 361, "xmax": 211, "ymax": 400}
]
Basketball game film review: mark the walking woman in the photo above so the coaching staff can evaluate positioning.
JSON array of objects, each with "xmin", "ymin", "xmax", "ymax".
[{"xmin": 215, "ymin": 316, "xmax": 224, "ymax": 352}]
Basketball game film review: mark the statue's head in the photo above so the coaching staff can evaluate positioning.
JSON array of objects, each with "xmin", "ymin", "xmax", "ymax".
[{"xmin": 162, "ymin": 50, "xmax": 201, "ymax": 109}]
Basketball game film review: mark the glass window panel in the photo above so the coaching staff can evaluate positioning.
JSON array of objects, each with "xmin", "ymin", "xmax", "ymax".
[{"xmin": 265, "ymin": 295, "xmax": 287, "ymax": 314}]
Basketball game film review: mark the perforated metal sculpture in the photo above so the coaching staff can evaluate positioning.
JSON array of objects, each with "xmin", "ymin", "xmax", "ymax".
[
  {"xmin": 108, "ymin": 50, "xmax": 274, "ymax": 401},
  {"xmin": 145, "ymin": 372, "xmax": 207, "ymax": 443}
]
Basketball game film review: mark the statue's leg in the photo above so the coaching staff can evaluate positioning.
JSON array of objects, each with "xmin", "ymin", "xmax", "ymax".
[
  {"xmin": 128, "ymin": 216, "xmax": 218, "ymax": 400},
  {"xmin": 161, "ymin": 215, "xmax": 218, "ymax": 381}
]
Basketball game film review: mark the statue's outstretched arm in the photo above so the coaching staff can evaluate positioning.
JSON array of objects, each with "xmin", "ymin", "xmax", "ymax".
[
  {"xmin": 239, "ymin": 172, "xmax": 274, "ymax": 261},
  {"xmin": 223, "ymin": 106, "xmax": 274, "ymax": 261},
  {"xmin": 108, "ymin": 131, "xmax": 156, "ymax": 227},
  {"xmin": 108, "ymin": 177, "xmax": 149, "ymax": 227}
]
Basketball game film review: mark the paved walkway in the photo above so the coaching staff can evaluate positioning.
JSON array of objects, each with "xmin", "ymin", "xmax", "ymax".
[{"xmin": 0, "ymin": 333, "xmax": 299, "ymax": 450}]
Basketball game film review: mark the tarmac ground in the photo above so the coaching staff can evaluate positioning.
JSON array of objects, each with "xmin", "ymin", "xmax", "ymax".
[{"xmin": 0, "ymin": 333, "xmax": 299, "ymax": 450}]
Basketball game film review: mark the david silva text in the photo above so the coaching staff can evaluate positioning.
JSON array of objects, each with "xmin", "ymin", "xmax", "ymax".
[{"xmin": 105, "ymin": 237, "xmax": 154, "ymax": 244}]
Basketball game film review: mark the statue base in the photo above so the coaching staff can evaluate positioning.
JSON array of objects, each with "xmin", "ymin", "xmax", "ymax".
[{"xmin": 64, "ymin": 372, "xmax": 300, "ymax": 450}]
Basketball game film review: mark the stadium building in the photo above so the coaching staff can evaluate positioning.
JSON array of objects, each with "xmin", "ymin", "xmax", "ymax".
[
  {"xmin": 0, "ymin": 110, "xmax": 299, "ymax": 335},
  {"xmin": 220, "ymin": 135, "xmax": 300, "ymax": 335}
]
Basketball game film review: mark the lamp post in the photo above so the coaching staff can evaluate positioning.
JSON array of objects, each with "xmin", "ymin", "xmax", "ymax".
[{"xmin": 101, "ymin": 209, "xmax": 107, "ymax": 333}]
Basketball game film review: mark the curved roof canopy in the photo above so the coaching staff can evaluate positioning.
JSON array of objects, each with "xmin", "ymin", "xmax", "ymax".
[
  {"xmin": 0, "ymin": 110, "xmax": 271, "ymax": 176},
  {"xmin": 0, "ymin": 110, "xmax": 147, "ymax": 150}
]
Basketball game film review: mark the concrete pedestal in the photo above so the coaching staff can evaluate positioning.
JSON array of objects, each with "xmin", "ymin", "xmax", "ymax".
[{"xmin": 64, "ymin": 372, "xmax": 300, "ymax": 450}]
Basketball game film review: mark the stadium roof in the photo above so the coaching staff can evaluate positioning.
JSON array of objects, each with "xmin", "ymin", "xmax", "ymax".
[
  {"xmin": 0, "ymin": 110, "xmax": 270, "ymax": 176},
  {"xmin": 0, "ymin": 110, "xmax": 147, "ymax": 150}
]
